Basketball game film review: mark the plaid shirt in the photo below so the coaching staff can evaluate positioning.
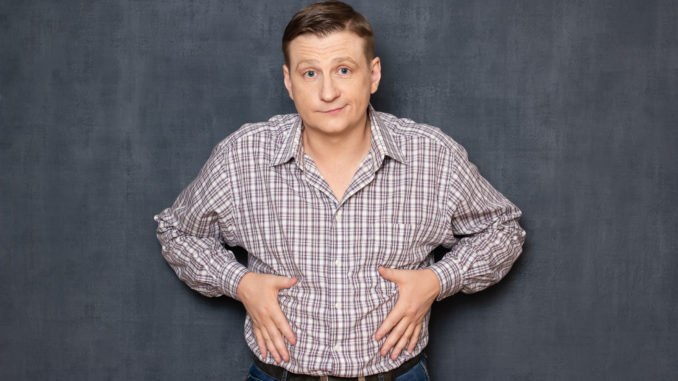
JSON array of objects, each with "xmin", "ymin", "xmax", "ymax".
[{"xmin": 154, "ymin": 105, "xmax": 525, "ymax": 377}]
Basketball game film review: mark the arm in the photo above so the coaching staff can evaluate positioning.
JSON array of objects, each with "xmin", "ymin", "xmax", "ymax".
[
  {"xmin": 427, "ymin": 142, "xmax": 526, "ymax": 300},
  {"xmin": 155, "ymin": 142, "xmax": 248, "ymax": 300},
  {"xmin": 376, "ymin": 142, "xmax": 525, "ymax": 358},
  {"xmin": 154, "ymin": 141, "xmax": 297, "ymax": 363}
]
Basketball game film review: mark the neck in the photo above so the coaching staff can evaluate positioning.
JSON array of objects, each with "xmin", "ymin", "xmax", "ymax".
[{"xmin": 301, "ymin": 114, "xmax": 371, "ymax": 165}]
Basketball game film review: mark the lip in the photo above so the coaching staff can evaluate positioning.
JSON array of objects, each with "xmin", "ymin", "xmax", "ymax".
[{"xmin": 322, "ymin": 106, "xmax": 345, "ymax": 115}]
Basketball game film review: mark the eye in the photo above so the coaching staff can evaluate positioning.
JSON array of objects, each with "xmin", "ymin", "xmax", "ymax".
[
  {"xmin": 303, "ymin": 70, "xmax": 316, "ymax": 78},
  {"xmin": 338, "ymin": 67, "xmax": 351, "ymax": 75}
]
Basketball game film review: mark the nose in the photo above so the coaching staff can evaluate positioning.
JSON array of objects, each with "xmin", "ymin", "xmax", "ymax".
[{"xmin": 320, "ymin": 75, "xmax": 340, "ymax": 102}]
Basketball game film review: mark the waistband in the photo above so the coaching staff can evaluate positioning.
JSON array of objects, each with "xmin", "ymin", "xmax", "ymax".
[{"xmin": 253, "ymin": 353, "xmax": 423, "ymax": 381}]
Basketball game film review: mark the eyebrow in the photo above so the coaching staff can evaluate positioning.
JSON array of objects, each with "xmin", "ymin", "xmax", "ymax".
[{"xmin": 295, "ymin": 56, "xmax": 360, "ymax": 70}]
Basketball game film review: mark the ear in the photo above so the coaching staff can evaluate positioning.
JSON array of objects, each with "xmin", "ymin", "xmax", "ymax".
[
  {"xmin": 283, "ymin": 64, "xmax": 294, "ymax": 100},
  {"xmin": 369, "ymin": 57, "xmax": 382, "ymax": 94}
]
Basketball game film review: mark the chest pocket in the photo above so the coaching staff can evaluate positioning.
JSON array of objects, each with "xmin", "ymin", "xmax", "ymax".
[{"xmin": 368, "ymin": 222, "xmax": 418, "ymax": 267}]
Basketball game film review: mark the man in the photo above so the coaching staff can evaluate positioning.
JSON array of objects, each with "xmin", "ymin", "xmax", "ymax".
[{"xmin": 155, "ymin": 1, "xmax": 525, "ymax": 380}]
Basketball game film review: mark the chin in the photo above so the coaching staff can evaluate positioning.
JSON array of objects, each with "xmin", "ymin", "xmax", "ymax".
[{"xmin": 312, "ymin": 123, "xmax": 349, "ymax": 135}]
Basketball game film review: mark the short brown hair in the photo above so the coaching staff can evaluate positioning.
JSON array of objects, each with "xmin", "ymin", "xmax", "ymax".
[{"xmin": 282, "ymin": 1, "xmax": 375, "ymax": 66}]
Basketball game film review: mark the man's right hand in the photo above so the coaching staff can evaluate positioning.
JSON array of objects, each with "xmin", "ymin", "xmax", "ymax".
[{"xmin": 236, "ymin": 272, "xmax": 298, "ymax": 364}]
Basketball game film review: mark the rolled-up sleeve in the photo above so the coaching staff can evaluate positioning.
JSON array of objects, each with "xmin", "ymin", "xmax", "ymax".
[
  {"xmin": 154, "ymin": 141, "xmax": 248, "ymax": 300},
  {"xmin": 428, "ymin": 142, "xmax": 525, "ymax": 301}
]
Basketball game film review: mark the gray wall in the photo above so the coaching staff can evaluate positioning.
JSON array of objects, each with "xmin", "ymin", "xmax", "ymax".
[{"xmin": 2, "ymin": 0, "xmax": 677, "ymax": 379}]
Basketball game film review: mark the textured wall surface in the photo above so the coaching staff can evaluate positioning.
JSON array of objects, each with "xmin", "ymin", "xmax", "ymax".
[{"xmin": 1, "ymin": 0, "xmax": 677, "ymax": 379}]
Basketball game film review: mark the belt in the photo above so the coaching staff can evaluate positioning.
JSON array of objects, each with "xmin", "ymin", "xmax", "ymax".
[{"xmin": 253, "ymin": 353, "xmax": 423, "ymax": 381}]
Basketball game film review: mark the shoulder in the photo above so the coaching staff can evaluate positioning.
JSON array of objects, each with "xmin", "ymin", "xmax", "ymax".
[
  {"xmin": 374, "ymin": 109, "xmax": 468, "ymax": 160},
  {"xmin": 211, "ymin": 113, "xmax": 299, "ymax": 156}
]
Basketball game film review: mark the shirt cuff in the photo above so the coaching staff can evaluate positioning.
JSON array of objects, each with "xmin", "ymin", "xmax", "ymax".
[
  {"xmin": 428, "ymin": 257, "xmax": 463, "ymax": 301},
  {"xmin": 220, "ymin": 260, "xmax": 249, "ymax": 301}
]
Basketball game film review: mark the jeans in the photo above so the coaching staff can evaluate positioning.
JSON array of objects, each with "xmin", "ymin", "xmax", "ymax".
[{"xmin": 246, "ymin": 355, "xmax": 431, "ymax": 381}]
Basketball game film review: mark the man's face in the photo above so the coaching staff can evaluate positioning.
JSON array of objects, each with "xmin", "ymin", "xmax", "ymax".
[{"xmin": 283, "ymin": 30, "xmax": 381, "ymax": 137}]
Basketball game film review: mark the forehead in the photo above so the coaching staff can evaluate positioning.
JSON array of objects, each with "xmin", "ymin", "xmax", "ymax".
[{"xmin": 287, "ymin": 30, "xmax": 367, "ymax": 66}]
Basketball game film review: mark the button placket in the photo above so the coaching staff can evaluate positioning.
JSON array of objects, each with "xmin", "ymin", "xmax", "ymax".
[{"xmin": 330, "ymin": 206, "xmax": 344, "ymax": 367}]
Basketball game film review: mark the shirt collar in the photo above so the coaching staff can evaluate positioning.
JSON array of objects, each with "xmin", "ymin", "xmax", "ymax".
[
  {"xmin": 269, "ymin": 104, "xmax": 407, "ymax": 168},
  {"xmin": 367, "ymin": 104, "xmax": 407, "ymax": 167}
]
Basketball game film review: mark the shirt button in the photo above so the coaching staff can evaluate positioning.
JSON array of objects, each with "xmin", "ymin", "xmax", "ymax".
[
  {"xmin": 335, "ymin": 214, "xmax": 342, "ymax": 221},
  {"xmin": 334, "ymin": 259, "xmax": 341, "ymax": 266},
  {"xmin": 334, "ymin": 344, "xmax": 341, "ymax": 351},
  {"xmin": 335, "ymin": 302, "xmax": 341, "ymax": 310}
]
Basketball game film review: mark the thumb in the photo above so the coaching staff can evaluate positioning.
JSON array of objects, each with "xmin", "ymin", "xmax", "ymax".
[
  {"xmin": 378, "ymin": 266, "xmax": 398, "ymax": 281},
  {"xmin": 272, "ymin": 275, "xmax": 298, "ymax": 289}
]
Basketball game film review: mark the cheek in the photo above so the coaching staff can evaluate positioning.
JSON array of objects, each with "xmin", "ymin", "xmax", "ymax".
[
  {"xmin": 293, "ymin": 82, "xmax": 318, "ymax": 98},
  {"xmin": 290, "ymin": 86, "xmax": 311, "ymax": 105},
  {"xmin": 291, "ymin": 94, "xmax": 318, "ymax": 118},
  {"xmin": 348, "ymin": 84, "xmax": 372, "ymax": 105}
]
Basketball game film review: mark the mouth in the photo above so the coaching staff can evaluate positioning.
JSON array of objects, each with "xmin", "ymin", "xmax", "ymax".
[{"xmin": 322, "ymin": 106, "xmax": 345, "ymax": 115}]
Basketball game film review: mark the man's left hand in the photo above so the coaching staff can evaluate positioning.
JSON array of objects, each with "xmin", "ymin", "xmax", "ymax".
[{"xmin": 374, "ymin": 266, "xmax": 441, "ymax": 360}]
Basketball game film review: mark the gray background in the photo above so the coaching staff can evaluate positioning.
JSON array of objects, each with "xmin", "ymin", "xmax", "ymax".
[{"xmin": 2, "ymin": 0, "xmax": 677, "ymax": 379}]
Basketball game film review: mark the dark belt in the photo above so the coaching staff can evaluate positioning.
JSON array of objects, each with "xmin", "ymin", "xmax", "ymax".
[{"xmin": 253, "ymin": 353, "xmax": 423, "ymax": 381}]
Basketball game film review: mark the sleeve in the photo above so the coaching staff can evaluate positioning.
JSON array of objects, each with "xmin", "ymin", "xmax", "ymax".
[
  {"xmin": 154, "ymin": 142, "xmax": 249, "ymax": 300},
  {"xmin": 428, "ymin": 142, "xmax": 526, "ymax": 301}
]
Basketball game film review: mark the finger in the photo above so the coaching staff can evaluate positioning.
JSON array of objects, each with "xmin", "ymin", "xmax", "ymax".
[
  {"xmin": 407, "ymin": 324, "xmax": 422, "ymax": 354},
  {"xmin": 260, "ymin": 328, "xmax": 278, "ymax": 362},
  {"xmin": 378, "ymin": 266, "xmax": 399, "ymax": 282},
  {"xmin": 271, "ymin": 306, "xmax": 297, "ymax": 345},
  {"xmin": 273, "ymin": 276, "xmax": 298, "ymax": 290},
  {"xmin": 253, "ymin": 327, "xmax": 268, "ymax": 359},
  {"xmin": 264, "ymin": 322, "xmax": 290, "ymax": 363},
  {"xmin": 391, "ymin": 324, "xmax": 415, "ymax": 360},
  {"xmin": 261, "ymin": 328, "xmax": 282, "ymax": 364},
  {"xmin": 375, "ymin": 305, "xmax": 404, "ymax": 341},
  {"xmin": 380, "ymin": 317, "xmax": 410, "ymax": 357}
]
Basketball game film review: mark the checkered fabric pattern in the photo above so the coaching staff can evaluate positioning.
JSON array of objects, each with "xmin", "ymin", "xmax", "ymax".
[{"xmin": 155, "ymin": 105, "xmax": 525, "ymax": 377}]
